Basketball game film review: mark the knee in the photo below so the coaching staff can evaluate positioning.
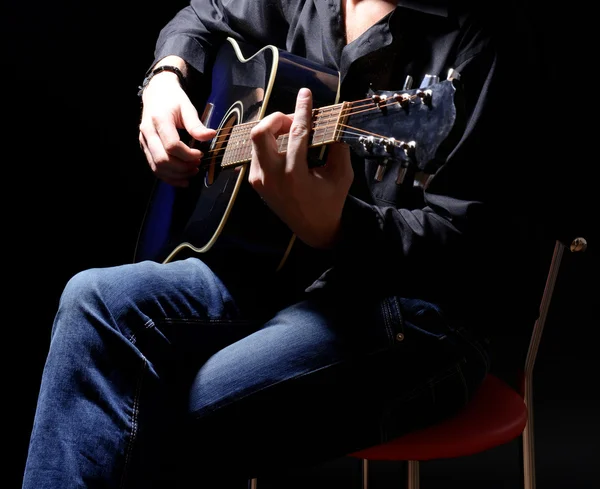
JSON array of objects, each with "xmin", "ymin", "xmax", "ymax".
[
  {"xmin": 59, "ymin": 268, "xmax": 110, "ymax": 313},
  {"xmin": 45, "ymin": 268, "xmax": 118, "ymax": 346}
]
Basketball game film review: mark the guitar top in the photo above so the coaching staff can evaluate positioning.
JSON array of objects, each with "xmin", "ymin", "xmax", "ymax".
[{"xmin": 134, "ymin": 37, "xmax": 460, "ymax": 274}]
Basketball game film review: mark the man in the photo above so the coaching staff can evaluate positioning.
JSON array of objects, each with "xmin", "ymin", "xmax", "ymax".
[{"xmin": 22, "ymin": 1, "xmax": 544, "ymax": 487}]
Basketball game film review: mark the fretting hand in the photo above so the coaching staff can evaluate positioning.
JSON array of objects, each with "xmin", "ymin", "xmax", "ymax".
[{"xmin": 248, "ymin": 88, "xmax": 354, "ymax": 249}]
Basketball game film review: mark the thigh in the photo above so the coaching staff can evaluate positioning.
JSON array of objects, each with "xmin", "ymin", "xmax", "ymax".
[
  {"xmin": 182, "ymin": 295, "xmax": 488, "ymax": 479},
  {"xmin": 187, "ymin": 295, "xmax": 485, "ymax": 418},
  {"xmin": 187, "ymin": 297, "xmax": 380, "ymax": 417}
]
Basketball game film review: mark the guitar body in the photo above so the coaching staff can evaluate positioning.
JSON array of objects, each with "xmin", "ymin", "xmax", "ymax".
[
  {"xmin": 134, "ymin": 38, "xmax": 341, "ymax": 271},
  {"xmin": 134, "ymin": 38, "xmax": 459, "ymax": 276}
]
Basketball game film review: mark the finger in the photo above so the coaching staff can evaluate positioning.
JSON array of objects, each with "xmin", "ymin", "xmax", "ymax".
[
  {"xmin": 139, "ymin": 132, "xmax": 155, "ymax": 171},
  {"xmin": 250, "ymin": 112, "xmax": 292, "ymax": 172},
  {"xmin": 285, "ymin": 88, "xmax": 313, "ymax": 173},
  {"xmin": 140, "ymin": 130, "xmax": 199, "ymax": 179},
  {"xmin": 151, "ymin": 117, "xmax": 203, "ymax": 164}
]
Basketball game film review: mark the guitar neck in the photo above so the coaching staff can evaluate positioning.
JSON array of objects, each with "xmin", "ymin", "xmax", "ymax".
[
  {"xmin": 207, "ymin": 78, "xmax": 457, "ymax": 174},
  {"xmin": 219, "ymin": 103, "xmax": 347, "ymax": 168}
]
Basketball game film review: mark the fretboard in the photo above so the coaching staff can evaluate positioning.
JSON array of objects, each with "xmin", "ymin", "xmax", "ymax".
[{"xmin": 221, "ymin": 102, "xmax": 347, "ymax": 168}]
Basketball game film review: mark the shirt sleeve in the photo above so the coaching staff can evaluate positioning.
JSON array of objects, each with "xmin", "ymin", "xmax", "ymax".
[{"xmin": 150, "ymin": 0, "xmax": 289, "ymax": 77}]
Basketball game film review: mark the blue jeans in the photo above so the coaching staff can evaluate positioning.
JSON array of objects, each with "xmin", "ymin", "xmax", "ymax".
[{"xmin": 22, "ymin": 257, "xmax": 489, "ymax": 488}]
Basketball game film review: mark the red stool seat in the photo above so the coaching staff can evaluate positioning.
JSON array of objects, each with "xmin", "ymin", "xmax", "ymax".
[{"xmin": 350, "ymin": 374, "xmax": 528, "ymax": 461}]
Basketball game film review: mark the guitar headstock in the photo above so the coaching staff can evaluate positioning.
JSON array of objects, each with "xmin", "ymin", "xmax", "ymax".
[{"xmin": 339, "ymin": 77, "xmax": 460, "ymax": 184}]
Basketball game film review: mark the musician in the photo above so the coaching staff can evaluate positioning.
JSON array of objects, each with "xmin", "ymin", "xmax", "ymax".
[{"xmin": 22, "ymin": 1, "xmax": 544, "ymax": 487}]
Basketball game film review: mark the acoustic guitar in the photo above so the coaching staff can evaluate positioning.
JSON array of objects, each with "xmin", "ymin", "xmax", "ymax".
[{"xmin": 134, "ymin": 37, "xmax": 459, "ymax": 273}]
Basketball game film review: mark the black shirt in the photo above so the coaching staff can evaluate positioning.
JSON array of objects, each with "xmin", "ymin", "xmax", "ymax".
[{"xmin": 149, "ymin": 1, "xmax": 547, "ymax": 349}]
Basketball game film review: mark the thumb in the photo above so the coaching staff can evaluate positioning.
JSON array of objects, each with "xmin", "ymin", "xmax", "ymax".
[{"xmin": 181, "ymin": 101, "xmax": 217, "ymax": 141}]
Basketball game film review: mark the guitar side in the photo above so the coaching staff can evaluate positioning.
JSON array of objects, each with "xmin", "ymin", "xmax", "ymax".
[{"xmin": 133, "ymin": 37, "xmax": 341, "ymax": 271}]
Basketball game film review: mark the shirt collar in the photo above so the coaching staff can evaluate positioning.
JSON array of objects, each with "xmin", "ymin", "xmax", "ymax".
[{"xmin": 396, "ymin": 0, "xmax": 449, "ymax": 17}]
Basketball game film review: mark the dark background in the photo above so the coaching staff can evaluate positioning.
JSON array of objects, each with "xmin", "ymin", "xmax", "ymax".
[{"xmin": 6, "ymin": 1, "xmax": 598, "ymax": 488}]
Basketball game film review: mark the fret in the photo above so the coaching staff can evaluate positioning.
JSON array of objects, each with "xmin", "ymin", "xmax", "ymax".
[
  {"xmin": 332, "ymin": 102, "xmax": 347, "ymax": 142},
  {"xmin": 313, "ymin": 104, "xmax": 345, "ymax": 145},
  {"xmin": 221, "ymin": 103, "xmax": 346, "ymax": 169},
  {"xmin": 222, "ymin": 123, "xmax": 254, "ymax": 168}
]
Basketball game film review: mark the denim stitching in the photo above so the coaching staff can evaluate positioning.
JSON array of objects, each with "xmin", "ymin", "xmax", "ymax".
[
  {"xmin": 129, "ymin": 318, "xmax": 256, "ymax": 345},
  {"xmin": 390, "ymin": 296, "xmax": 405, "ymax": 343},
  {"xmin": 380, "ymin": 298, "xmax": 395, "ymax": 346},
  {"xmin": 120, "ymin": 356, "xmax": 147, "ymax": 489},
  {"xmin": 380, "ymin": 296, "xmax": 404, "ymax": 347}
]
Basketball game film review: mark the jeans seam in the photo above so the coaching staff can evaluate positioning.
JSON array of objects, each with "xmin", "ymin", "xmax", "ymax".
[
  {"xmin": 382, "ymin": 296, "xmax": 403, "ymax": 347},
  {"xmin": 120, "ymin": 356, "xmax": 147, "ymax": 489},
  {"xmin": 159, "ymin": 318, "xmax": 256, "ymax": 326},
  {"xmin": 128, "ymin": 319, "xmax": 154, "ymax": 345},
  {"xmin": 129, "ymin": 318, "xmax": 256, "ymax": 345},
  {"xmin": 381, "ymin": 299, "xmax": 394, "ymax": 346}
]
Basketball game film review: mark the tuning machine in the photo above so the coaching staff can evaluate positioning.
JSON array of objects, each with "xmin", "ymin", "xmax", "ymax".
[{"xmin": 395, "ymin": 141, "xmax": 416, "ymax": 185}]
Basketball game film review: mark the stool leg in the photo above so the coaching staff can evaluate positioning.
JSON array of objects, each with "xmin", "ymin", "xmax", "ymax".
[
  {"xmin": 406, "ymin": 461, "xmax": 420, "ymax": 489},
  {"xmin": 248, "ymin": 478, "xmax": 258, "ymax": 489},
  {"xmin": 361, "ymin": 459, "xmax": 369, "ymax": 489},
  {"xmin": 522, "ymin": 370, "xmax": 537, "ymax": 489},
  {"xmin": 522, "ymin": 416, "xmax": 536, "ymax": 489}
]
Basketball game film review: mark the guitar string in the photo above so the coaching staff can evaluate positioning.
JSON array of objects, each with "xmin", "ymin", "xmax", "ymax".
[
  {"xmin": 197, "ymin": 127, "xmax": 402, "ymax": 170},
  {"xmin": 199, "ymin": 93, "xmax": 421, "ymax": 166},
  {"xmin": 203, "ymin": 97, "xmax": 378, "ymax": 145},
  {"xmin": 207, "ymin": 96, "xmax": 417, "ymax": 146},
  {"xmin": 204, "ymin": 94, "xmax": 418, "ymax": 148}
]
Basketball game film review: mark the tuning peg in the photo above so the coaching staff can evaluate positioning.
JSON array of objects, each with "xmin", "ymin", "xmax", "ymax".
[
  {"xmin": 396, "ymin": 164, "xmax": 409, "ymax": 185},
  {"xmin": 375, "ymin": 158, "xmax": 389, "ymax": 182},
  {"xmin": 374, "ymin": 137, "xmax": 400, "ymax": 182},
  {"xmin": 403, "ymin": 75, "xmax": 413, "ymax": 90},
  {"xmin": 419, "ymin": 74, "xmax": 439, "ymax": 88},
  {"xmin": 359, "ymin": 136, "xmax": 375, "ymax": 153},
  {"xmin": 416, "ymin": 88, "xmax": 433, "ymax": 107},
  {"xmin": 395, "ymin": 141, "xmax": 416, "ymax": 185},
  {"xmin": 447, "ymin": 68, "xmax": 461, "ymax": 81},
  {"xmin": 371, "ymin": 93, "xmax": 388, "ymax": 107},
  {"xmin": 394, "ymin": 92, "xmax": 411, "ymax": 109}
]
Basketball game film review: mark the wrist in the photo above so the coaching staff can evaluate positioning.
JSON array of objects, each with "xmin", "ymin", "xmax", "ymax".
[{"xmin": 138, "ymin": 64, "xmax": 187, "ymax": 97}]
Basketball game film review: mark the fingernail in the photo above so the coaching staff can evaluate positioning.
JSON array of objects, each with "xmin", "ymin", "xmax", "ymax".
[{"xmin": 298, "ymin": 87, "xmax": 311, "ymax": 98}]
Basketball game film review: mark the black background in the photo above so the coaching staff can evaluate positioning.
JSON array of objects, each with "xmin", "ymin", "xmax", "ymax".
[{"xmin": 5, "ymin": 1, "xmax": 598, "ymax": 488}]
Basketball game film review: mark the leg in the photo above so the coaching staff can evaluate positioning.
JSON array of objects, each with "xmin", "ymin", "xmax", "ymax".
[
  {"xmin": 22, "ymin": 258, "xmax": 254, "ymax": 489},
  {"xmin": 183, "ymin": 295, "xmax": 490, "ymax": 481}
]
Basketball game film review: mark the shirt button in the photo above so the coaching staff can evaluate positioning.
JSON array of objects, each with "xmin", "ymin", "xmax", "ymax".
[{"xmin": 396, "ymin": 333, "xmax": 405, "ymax": 342}]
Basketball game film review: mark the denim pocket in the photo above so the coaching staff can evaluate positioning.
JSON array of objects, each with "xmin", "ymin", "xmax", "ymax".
[{"xmin": 375, "ymin": 296, "xmax": 491, "ymax": 429}]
